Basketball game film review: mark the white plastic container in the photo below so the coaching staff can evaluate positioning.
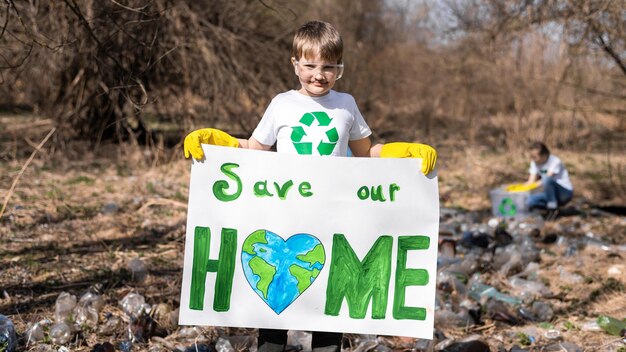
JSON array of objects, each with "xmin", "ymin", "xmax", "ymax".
[{"xmin": 489, "ymin": 188, "xmax": 530, "ymax": 218}]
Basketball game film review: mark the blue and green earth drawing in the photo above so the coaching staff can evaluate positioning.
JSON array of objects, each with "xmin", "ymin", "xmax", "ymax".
[{"xmin": 241, "ymin": 230, "xmax": 326, "ymax": 314}]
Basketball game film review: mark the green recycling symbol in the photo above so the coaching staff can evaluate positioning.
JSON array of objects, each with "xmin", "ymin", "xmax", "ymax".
[
  {"xmin": 498, "ymin": 197, "xmax": 517, "ymax": 216},
  {"xmin": 290, "ymin": 111, "xmax": 338, "ymax": 155}
]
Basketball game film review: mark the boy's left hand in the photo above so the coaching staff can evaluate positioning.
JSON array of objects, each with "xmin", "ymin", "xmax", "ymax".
[
  {"xmin": 183, "ymin": 128, "xmax": 239, "ymax": 160},
  {"xmin": 380, "ymin": 142, "xmax": 437, "ymax": 175}
]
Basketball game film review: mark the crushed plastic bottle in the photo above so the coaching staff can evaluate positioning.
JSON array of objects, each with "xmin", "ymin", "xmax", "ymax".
[
  {"xmin": 287, "ymin": 330, "xmax": 311, "ymax": 351},
  {"xmin": 54, "ymin": 292, "xmax": 77, "ymax": 323},
  {"xmin": 50, "ymin": 321, "xmax": 72, "ymax": 344},
  {"xmin": 499, "ymin": 251, "xmax": 522, "ymax": 276},
  {"xmin": 119, "ymin": 292, "xmax": 150, "ymax": 319},
  {"xmin": 531, "ymin": 301, "xmax": 554, "ymax": 322},
  {"xmin": 74, "ymin": 291, "xmax": 104, "ymax": 327},
  {"xmin": 580, "ymin": 319, "xmax": 602, "ymax": 332},
  {"xmin": 597, "ymin": 315, "xmax": 626, "ymax": 336},
  {"xmin": 26, "ymin": 319, "xmax": 51, "ymax": 346},
  {"xmin": 468, "ymin": 281, "xmax": 522, "ymax": 306},
  {"xmin": 508, "ymin": 277, "xmax": 550, "ymax": 302},
  {"xmin": 129, "ymin": 257, "xmax": 148, "ymax": 282},
  {"xmin": 0, "ymin": 314, "xmax": 17, "ymax": 352},
  {"xmin": 215, "ymin": 337, "xmax": 235, "ymax": 352}
]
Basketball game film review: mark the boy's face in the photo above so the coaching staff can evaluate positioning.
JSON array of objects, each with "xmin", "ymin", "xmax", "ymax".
[
  {"xmin": 292, "ymin": 52, "xmax": 343, "ymax": 97},
  {"xmin": 530, "ymin": 149, "xmax": 548, "ymax": 164}
]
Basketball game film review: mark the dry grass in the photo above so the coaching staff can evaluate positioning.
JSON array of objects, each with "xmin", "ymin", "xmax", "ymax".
[{"xmin": 1, "ymin": 113, "xmax": 626, "ymax": 351}]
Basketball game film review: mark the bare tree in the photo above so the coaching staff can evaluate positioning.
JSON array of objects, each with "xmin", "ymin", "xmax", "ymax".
[{"xmin": 0, "ymin": 0, "xmax": 300, "ymax": 144}]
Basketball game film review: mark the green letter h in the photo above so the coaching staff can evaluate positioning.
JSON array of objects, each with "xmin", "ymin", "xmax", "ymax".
[{"xmin": 189, "ymin": 226, "xmax": 237, "ymax": 311}]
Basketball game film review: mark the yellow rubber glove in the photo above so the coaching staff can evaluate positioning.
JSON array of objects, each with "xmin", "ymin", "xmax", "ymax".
[
  {"xmin": 380, "ymin": 142, "xmax": 437, "ymax": 175},
  {"xmin": 183, "ymin": 128, "xmax": 239, "ymax": 160},
  {"xmin": 505, "ymin": 182, "xmax": 539, "ymax": 192}
]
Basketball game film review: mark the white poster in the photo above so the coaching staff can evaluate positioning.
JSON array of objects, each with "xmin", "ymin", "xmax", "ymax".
[{"xmin": 179, "ymin": 144, "xmax": 439, "ymax": 339}]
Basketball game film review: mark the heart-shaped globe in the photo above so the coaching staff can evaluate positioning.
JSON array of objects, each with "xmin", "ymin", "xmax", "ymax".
[{"xmin": 241, "ymin": 230, "xmax": 326, "ymax": 314}]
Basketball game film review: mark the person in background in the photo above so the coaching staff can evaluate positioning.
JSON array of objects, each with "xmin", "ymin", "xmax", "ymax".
[
  {"xmin": 184, "ymin": 20, "xmax": 437, "ymax": 352},
  {"xmin": 525, "ymin": 141, "xmax": 573, "ymax": 217}
]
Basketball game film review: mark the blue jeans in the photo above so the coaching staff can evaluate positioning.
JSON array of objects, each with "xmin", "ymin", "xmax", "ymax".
[{"xmin": 527, "ymin": 176, "xmax": 573, "ymax": 210}]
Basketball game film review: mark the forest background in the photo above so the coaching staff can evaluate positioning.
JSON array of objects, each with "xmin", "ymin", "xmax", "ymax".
[{"xmin": 1, "ymin": 0, "xmax": 625, "ymax": 211}]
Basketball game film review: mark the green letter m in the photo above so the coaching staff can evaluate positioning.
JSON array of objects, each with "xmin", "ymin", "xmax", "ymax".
[{"xmin": 324, "ymin": 234, "xmax": 392, "ymax": 319}]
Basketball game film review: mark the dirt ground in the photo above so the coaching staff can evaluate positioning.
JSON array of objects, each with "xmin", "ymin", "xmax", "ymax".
[{"xmin": 1, "ymin": 114, "xmax": 626, "ymax": 351}]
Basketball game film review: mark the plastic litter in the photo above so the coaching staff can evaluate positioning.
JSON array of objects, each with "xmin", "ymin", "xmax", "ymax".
[
  {"xmin": 508, "ymin": 277, "xmax": 550, "ymax": 302},
  {"xmin": 0, "ymin": 314, "xmax": 17, "ymax": 352},
  {"xmin": 129, "ymin": 257, "xmax": 148, "ymax": 282},
  {"xmin": 544, "ymin": 329, "xmax": 561, "ymax": 340},
  {"xmin": 287, "ymin": 330, "xmax": 311, "ymax": 351},
  {"xmin": 119, "ymin": 292, "xmax": 150, "ymax": 319},
  {"xmin": 26, "ymin": 319, "xmax": 51, "ymax": 346},
  {"xmin": 54, "ymin": 292, "xmax": 77, "ymax": 323},
  {"xmin": 215, "ymin": 337, "xmax": 234, "ymax": 352},
  {"xmin": 530, "ymin": 301, "xmax": 554, "ymax": 322},
  {"xmin": 597, "ymin": 315, "xmax": 626, "ymax": 336},
  {"xmin": 468, "ymin": 281, "xmax": 522, "ymax": 306},
  {"xmin": 50, "ymin": 321, "xmax": 72, "ymax": 345},
  {"xmin": 74, "ymin": 291, "xmax": 104, "ymax": 327}
]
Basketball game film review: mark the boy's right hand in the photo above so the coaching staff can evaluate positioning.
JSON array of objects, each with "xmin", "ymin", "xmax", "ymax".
[
  {"xmin": 380, "ymin": 142, "xmax": 437, "ymax": 175},
  {"xmin": 183, "ymin": 128, "xmax": 239, "ymax": 160}
]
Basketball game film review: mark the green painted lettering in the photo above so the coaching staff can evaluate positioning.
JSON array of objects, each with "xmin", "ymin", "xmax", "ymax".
[
  {"xmin": 370, "ymin": 185, "xmax": 386, "ymax": 202},
  {"xmin": 393, "ymin": 236, "xmax": 430, "ymax": 320},
  {"xmin": 298, "ymin": 182, "xmax": 313, "ymax": 197},
  {"xmin": 274, "ymin": 180, "xmax": 294, "ymax": 200},
  {"xmin": 357, "ymin": 184, "xmax": 400, "ymax": 202},
  {"xmin": 253, "ymin": 180, "xmax": 273, "ymax": 197},
  {"xmin": 213, "ymin": 163, "xmax": 242, "ymax": 202},
  {"xmin": 389, "ymin": 183, "xmax": 400, "ymax": 201},
  {"xmin": 357, "ymin": 186, "xmax": 369, "ymax": 200},
  {"xmin": 325, "ymin": 234, "xmax": 392, "ymax": 319},
  {"xmin": 189, "ymin": 226, "xmax": 237, "ymax": 312}
]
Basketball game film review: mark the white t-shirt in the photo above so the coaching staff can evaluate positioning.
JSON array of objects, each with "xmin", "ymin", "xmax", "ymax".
[
  {"xmin": 252, "ymin": 90, "xmax": 372, "ymax": 156},
  {"xmin": 529, "ymin": 154, "xmax": 573, "ymax": 191}
]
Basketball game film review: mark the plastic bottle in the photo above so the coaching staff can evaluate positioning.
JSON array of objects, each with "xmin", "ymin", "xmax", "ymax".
[
  {"xmin": 597, "ymin": 315, "xmax": 626, "ymax": 336},
  {"xmin": 129, "ymin": 257, "xmax": 148, "ymax": 282},
  {"xmin": 26, "ymin": 319, "xmax": 51, "ymax": 346},
  {"xmin": 74, "ymin": 291, "xmax": 104, "ymax": 327},
  {"xmin": 215, "ymin": 337, "xmax": 235, "ymax": 352},
  {"xmin": 531, "ymin": 301, "xmax": 554, "ymax": 322},
  {"xmin": 119, "ymin": 292, "xmax": 149, "ymax": 318},
  {"xmin": 468, "ymin": 281, "xmax": 522, "ymax": 306},
  {"xmin": 0, "ymin": 314, "xmax": 17, "ymax": 352},
  {"xmin": 54, "ymin": 292, "xmax": 77, "ymax": 323},
  {"xmin": 50, "ymin": 321, "xmax": 72, "ymax": 344}
]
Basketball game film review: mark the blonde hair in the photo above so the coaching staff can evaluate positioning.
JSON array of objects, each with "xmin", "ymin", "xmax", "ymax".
[{"xmin": 292, "ymin": 21, "xmax": 343, "ymax": 64}]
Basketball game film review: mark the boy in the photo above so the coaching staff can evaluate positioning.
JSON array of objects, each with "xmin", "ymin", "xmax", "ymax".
[
  {"xmin": 524, "ymin": 141, "xmax": 573, "ymax": 217},
  {"xmin": 184, "ymin": 20, "xmax": 436, "ymax": 352}
]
